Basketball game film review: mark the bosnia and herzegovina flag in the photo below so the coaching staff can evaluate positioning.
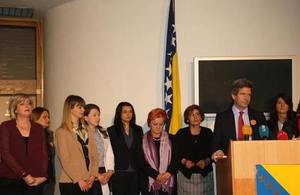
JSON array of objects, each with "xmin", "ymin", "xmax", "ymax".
[
  {"xmin": 164, "ymin": 0, "xmax": 182, "ymax": 135},
  {"xmin": 256, "ymin": 164, "xmax": 300, "ymax": 195}
]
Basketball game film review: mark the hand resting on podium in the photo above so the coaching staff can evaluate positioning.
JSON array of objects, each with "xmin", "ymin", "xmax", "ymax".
[{"xmin": 211, "ymin": 150, "xmax": 227, "ymax": 162}]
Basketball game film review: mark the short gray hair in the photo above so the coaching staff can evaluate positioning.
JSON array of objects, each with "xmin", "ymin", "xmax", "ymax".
[{"xmin": 8, "ymin": 94, "xmax": 33, "ymax": 119}]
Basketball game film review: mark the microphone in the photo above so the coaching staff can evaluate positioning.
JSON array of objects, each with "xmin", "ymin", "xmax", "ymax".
[
  {"xmin": 277, "ymin": 130, "xmax": 288, "ymax": 140},
  {"xmin": 242, "ymin": 125, "xmax": 252, "ymax": 140},
  {"xmin": 258, "ymin": 125, "xmax": 269, "ymax": 140}
]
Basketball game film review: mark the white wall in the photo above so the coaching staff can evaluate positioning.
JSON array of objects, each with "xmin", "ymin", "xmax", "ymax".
[
  {"xmin": 45, "ymin": 0, "xmax": 300, "ymax": 131},
  {"xmin": 45, "ymin": 0, "xmax": 170, "ymax": 130}
]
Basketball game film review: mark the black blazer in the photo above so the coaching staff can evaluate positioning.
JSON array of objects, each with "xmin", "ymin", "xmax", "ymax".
[
  {"xmin": 107, "ymin": 124, "xmax": 143, "ymax": 171},
  {"xmin": 211, "ymin": 107, "xmax": 267, "ymax": 154}
]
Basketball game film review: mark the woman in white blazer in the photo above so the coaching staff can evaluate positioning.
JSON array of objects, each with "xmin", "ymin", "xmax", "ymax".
[{"xmin": 84, "ymin": 104, "xmax": 115, "ymax": 195}]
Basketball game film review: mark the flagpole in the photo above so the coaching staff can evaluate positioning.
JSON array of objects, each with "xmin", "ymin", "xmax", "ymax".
[{"xmin": 164, "ymin": 0, "xmax": 182, "ymax": 135}]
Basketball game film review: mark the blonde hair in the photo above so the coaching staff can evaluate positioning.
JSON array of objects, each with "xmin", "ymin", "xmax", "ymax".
[
  {"xmin": 60, "ymin": 95, "xmax": 85, "ymax": 131},
  {"xmin": 8, "ymin": 94, "xmax": 33, "ymax": 119}
]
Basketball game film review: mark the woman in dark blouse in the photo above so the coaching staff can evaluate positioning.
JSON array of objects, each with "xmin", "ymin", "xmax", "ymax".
[
  {"xmin": 175, "ymin": 105, "xmax": 214, "ymax": 195},
  {"xmin": 139, "ymin": 108, "xmax": 177, "ymax": 195},
  {"xmin": 32, "ymin": 107, "xmax": 55, "ymax": 195},
  {"xmin": 267, "ymin": 93, "xmax": 298, "ymax": 139},
  {"xmin": 107, "ymin": 102, "xmax": 143, "ymax": 195},
  {"xmin": 0, "ymin": 94, "xmax": 48, "ymax": 195}
]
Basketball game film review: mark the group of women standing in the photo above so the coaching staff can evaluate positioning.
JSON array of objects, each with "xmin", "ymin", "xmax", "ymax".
[{"xmin": 1, "ymin": 93, "xmax": 299, "ymax": 195}]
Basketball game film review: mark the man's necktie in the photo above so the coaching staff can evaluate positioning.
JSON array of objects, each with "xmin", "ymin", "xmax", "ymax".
[{"xmin": 238, "ymin": 111, "xmax": 244, "ymax": 140}]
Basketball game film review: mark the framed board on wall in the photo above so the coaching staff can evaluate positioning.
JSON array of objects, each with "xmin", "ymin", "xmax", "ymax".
[{"xmin": 194, "ymin": 57, "xmax": 293, "ymax": 115}]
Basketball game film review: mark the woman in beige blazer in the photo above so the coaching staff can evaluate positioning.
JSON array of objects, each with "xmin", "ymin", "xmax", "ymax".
[{"xmin": 55, "ymin": 95, "xmax": 99, "ymax": 195}]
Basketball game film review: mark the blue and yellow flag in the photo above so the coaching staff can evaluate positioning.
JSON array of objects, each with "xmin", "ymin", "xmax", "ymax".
[
  {"xmin": 164, "ymin": 0, "xmax": 182, "ymax": 135},
  {"xmin": 256, "ymin": 164, "xmax": 300, "ymax": 195}
]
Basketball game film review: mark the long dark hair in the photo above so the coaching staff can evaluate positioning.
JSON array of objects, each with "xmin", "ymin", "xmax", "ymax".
[
  {"xmin": 84, "ymin": 104, "xmax": 108, "ymax": 138},
  {"xmin": 113, "ymin": 102, "xmax": 136, "ymax": 133},
  {"xmin": 269, "ymin": 93, "xmax": 295, "ymax": 122}
]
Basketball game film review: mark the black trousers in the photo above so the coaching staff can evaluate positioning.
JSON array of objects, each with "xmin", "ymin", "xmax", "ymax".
[
  {"xmin": 0, "ymin": 178, "xmax": 44, "ymax": 195},
  {"xmin": 90, "ymin": 181, "xmax": 103, "ymax": 195},
  {"xmin": 43, "ymin": 181, "xmax": 55, "ymax": 195},
  {"xmin": 60, "ymin": 182, "xmax": 102, "ymax": 195},
  {"xmin": 111, "ymin": 171, "xmax": 139, "ymax": 195}
]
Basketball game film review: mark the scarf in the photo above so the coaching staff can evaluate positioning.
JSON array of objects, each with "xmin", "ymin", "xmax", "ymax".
[
  {"xmin": 73, "ymin": 123, "xmax": 88, "ymax": 142},
  {"xmin": 142, "ymin": 130, "xmax": 174, "ymax": 194}
]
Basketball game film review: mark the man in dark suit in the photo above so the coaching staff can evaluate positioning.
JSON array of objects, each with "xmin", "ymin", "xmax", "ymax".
[{"xmin": 211, "ymin": 78, "xmax": 267, "ymax": 161}]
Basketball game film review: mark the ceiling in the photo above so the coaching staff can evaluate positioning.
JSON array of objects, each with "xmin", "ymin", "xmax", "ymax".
[{"xmin": 0, "ymin": 0, "xmax": 75, "ymax": 18}]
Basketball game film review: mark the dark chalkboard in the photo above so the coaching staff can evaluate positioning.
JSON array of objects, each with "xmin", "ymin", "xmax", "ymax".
[{"xmin": 194, "ymin": 58, "xmax": 292, "ymax": 113}]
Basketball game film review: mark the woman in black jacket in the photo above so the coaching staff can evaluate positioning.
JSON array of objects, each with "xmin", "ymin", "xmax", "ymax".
[
  {"xmin": 107, "ymin": 102, "xmax": 143, "ymax": 195},
  {"xmin": 175, "ymin": 105, "xmax": 214, "ymax": 195}
]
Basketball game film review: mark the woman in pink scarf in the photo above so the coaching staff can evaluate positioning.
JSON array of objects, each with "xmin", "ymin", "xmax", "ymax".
[{"xmin": 139, "ymin": 108, "xmax": 178, "ymax": 195}]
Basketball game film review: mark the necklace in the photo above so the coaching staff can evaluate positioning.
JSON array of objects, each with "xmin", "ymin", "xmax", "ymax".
[{"xmin": 153, "ymin": 137, "xmax": 160, "ymax": 141}]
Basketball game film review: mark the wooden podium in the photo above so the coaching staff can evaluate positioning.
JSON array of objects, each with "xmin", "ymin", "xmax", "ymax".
[{"xmin": 215, "ymin": 140, "xmax": 300, "ymax": 195}]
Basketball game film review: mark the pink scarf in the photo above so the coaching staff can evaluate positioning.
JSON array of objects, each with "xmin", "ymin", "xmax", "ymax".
[{"xmin": 142, "ymin": 130, "xmax": 174, "ymax": 194}]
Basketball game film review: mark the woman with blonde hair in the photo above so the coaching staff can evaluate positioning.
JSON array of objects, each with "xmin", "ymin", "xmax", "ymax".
[
  {"xmin": 0, "ymin": 94, "xmax": 48, "ymax": 195},
  {"xmin": 55, "ymin": 95, "xmax": 99, "ymax": 195}
]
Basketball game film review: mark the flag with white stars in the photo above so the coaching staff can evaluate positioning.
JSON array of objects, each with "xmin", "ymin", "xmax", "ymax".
[
  {"xmin": 164, "ymin": 0, "xmax": 182, "ymax": 135},
  {"xmin": 256, "ymin": 164, "xmax": 300, "ymax": 195}
]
